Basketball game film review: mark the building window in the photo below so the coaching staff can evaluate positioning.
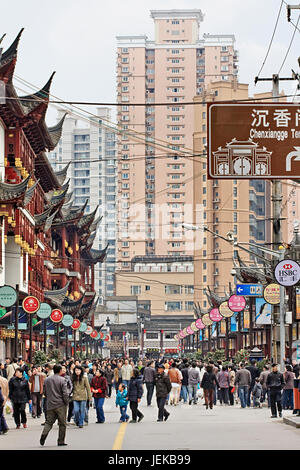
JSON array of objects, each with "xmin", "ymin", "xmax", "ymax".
[{"xmin": 131, "ymin": 285, "xmax": 141, "ymax": 295}]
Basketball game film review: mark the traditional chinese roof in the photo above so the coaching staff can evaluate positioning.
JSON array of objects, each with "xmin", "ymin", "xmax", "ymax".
[
  {"xmin": 61, "ymin": 294, "xmax": 85, "ymax": 315},
  {"xmin": 82, "ymin": 244, "xmax": 108, "ymax": 265},
  {"xmin": 0, "ymin": 30, "xmax": 66, "ymax": 156},
  {"xmin": 52, "ymin": 199, "xmax": 88, "ymax": 227},
  {"xmin": 78, "ymin": 294, "xmax": 97, "ymax": 320},
  {"xmin": 54, "ymin": 160, "xmax": 70, "ymax": 186},
  {"xmin": 205, "ymin": 286, "xmax": 229, "ymax": 308},
  {"xmin": 78, "ymin": 205, "xmax": 99, "ymax": 232},
  {"xmin": 44, "ymin": 280, "xmax": 71, "ymax": 307},
  {"xmin": 233, "ymin": 252, "xmax": 274, "ymax": 284},
  {"xmin": 23, "ymin": 179, "xmax": 39, "ymax": 207},
  {"xmin": 0, "ymin": 173, "xmax": 31, "ymax": 204}
]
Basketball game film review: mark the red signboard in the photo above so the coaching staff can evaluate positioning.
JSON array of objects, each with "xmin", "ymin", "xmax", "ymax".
[
  {"xmin": 208, "ymin": 103, "xmax": 300, "ymax": 179},
  {"xmin": 71, "ymin": 319, "xmax": 81, "ymax": 330},
  {"xmin": 50, "ymin": 309, "xmax": 63, "ymax": 323},
  {"xmin": 22, "ymin": 296, "xmax": 40, "ymax": 314},
  {"xmin": 90, "ymin": 330, "xmax": 98, "ymax": 338}
]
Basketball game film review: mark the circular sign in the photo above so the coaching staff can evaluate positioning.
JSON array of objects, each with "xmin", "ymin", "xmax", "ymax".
[
  {"xmin": 104, "ymin": 335, "xmax": 110, "ymax": 342},
  {"xmin": 264, "ymin": 283, "xmax": 281, "ymax": 305},
  {"xmin": 195, "ymin": 318, "xmax": 205, "ymax": 329},
  {"xmin": 219, "ymin": 301, "xmax": 234, "ymax": 318},
  {"xmin": 50, "ymin": 309, "xmax": 63, "ymax": 323},
  {"xmin": 178, "ymin": 330, "xmax": 185, "ymax": 338},
  {"xmin": 228, "ymin": 295, "xmax": 246, "ymax": 312},
  {"xmin": 79, "ymin": 322, "xmax": 88, "ymax": 333},
  {"xmin": 186, "ymin": 326, "xmax": 194, "ymax": 335},
  {"xmin": 190, "ymin": 322, "xmax": 199, "ymax": 332},
  {"xmin": 85, "ymin": 326, "xmax": 93, "ymax": 335},
  {"xmin": 71, "ymin": 319, "xmax": 81, "ymax": 330},
  {"xmin": 62, "ymin": 314, "xmax": 74, "ymax": 327},
  {"xmin": 0, "ymin": 285, "xmax": 17, "ymax": 307},
  {"xmin": 90, "ymin": 330, "xmax": 98, "ymax": 339},
  {"xmin": 99, "ymin": 331, "xmax": 104, "ymax": 339},
  {"xmin": 37, "ymin": 302, "xmax": 51, "ymax": 319},
  {"xmin": 23, "ymin": 296, "xmax": 40, "ymax": 314},
  {"xmin": 202, "ymin": 314, "xmax": 214, "ymax": 326},
  {"xmin": 209, "ymin": 308, "xmax": 223, "ymax": 322},
  {"xmin": 174, "ymin": 334, "xmax": 179, "ymax": 340},
  {"xmin": 182, "ymin": 328, "xmax": 188, "ymax": 336},
  {"xmin": 274, "ymin": 259, "xmax": 300, "ymax": 287}
]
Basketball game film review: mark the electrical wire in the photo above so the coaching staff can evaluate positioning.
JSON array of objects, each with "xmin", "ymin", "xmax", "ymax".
[
  {"xmin": 278, "ymin": 11, "xmax": 300, "ymax": 74},
  {"xmin": 256, "ymin": 0, "xmax": 285, "ymax": 80}
]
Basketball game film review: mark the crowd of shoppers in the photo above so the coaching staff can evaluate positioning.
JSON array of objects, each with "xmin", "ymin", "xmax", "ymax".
[{"xmin": 0, "ymin": 353, "xmax": 299, "ymax": 444}]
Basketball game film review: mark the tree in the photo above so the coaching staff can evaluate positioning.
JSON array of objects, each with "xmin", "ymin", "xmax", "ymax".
[
  {"xmin": 48, "ymin": 348, "xmax": 62, "ymax": 363},
  {"xmin": 33, "ymin": 350, "xmax": 47, "ymax": 366}
]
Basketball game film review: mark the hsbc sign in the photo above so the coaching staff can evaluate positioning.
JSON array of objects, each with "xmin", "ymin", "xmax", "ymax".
[{"xmin": 274, "ymin": 259, "xmax": 300, "ymax": 286}]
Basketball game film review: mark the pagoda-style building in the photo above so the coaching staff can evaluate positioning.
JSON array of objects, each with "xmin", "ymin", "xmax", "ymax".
[{"xmin": 0, "ymin": 29, "xmax": 107, "ymax": 357}]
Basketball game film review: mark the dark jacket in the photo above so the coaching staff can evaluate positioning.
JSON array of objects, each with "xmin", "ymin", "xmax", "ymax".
[
  {"xmin": 127, "ymin": 376, "xmax": 143, "ymax": 402},
  {"xmin": 143, "ymin": 366, "xmax": 156, "ymax": 384},
  {"xmin": 91, "ymin": 376, "xmax": 107, "ymax": 398},
  {"xmin": 181, "ymin": 367, "xmax": 189, "ymax": 386},
  {"xmin": 266, "ymin": 371, "xmax": 285, "ymax": 391},
  {"xmin": 246, "ymin": 365, "xmax": 260, "ymax": 388},
  {"xmin": 201, "ymin": 371, "xmax": 219, "ymax": 390},
  {"xmin": 43, "ymin": 374, "xmax": 70, "ymax": 411},
  {"xmin": 104, "ymin": 369, "xmax": 114, "ymax": 385},
  {"xmin": 9, "ymin": 376, "xmax": 31, "ymax": 404},
  {"xmin": 155, "ymin": 373, "xmax": 172, "ymax": 398}
]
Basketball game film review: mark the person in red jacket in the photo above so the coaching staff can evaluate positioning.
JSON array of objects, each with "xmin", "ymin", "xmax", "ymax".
[{"xmin": 90, "ymin": 369, "xmax": 107, "ymax": 424}]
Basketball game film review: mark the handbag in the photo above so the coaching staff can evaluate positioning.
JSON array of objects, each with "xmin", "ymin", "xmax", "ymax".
[{"xmin": 5, "ymin": 399, "xmax": 13, "ymax": 414}]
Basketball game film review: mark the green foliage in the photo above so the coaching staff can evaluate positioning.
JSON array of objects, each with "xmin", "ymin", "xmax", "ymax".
[
  {"xmin": 204, "ymin": 349, "xmax": 226, "ymax": 364},
  {"xmin": 233, "ymin": 349, "xmax": 249, "ymax": 365},
  {"xmin": 48, "ymin": 348, "xmax": 62, "ymax": 363},
  {"xmin": 33, "ymin": 350, "xmax": 47, "ymax": 366}
]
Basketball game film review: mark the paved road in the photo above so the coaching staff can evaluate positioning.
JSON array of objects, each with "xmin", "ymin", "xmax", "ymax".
[{"xmin": 2, "ymin": 393, "xmax": 300, "ymax": 450}]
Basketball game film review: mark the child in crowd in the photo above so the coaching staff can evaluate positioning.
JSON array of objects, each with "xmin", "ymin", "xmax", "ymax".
[
  {"xmin": 115, "ymin": 383, "xmax": 129, "ymax": 423},
  {"xmin": 252, "ymin": 377, "xmax": 262, "ymax": 408}
]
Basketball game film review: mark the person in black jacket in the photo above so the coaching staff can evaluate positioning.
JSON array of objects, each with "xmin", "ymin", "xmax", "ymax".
[
  {"xmin": 246, "ymin": 360, "xmax": 260, "ymax": 407},
  {"xmin": 155, "ymin": 366, "xmax": 172, "ymax": 422},
  {"xmin": 8, "ymin": 368, "xmax": 31, "ymax": 429},
  {"xmin": 266, "ymin": 363, "xmax": 285, "ymax": 418},
  {"xmin": 201, "ymin": 365, "xmax": 219, "ymax": 410},
  {"xmin": 127, "ymin": 368, "xmax": 144, "ymax": 423}
]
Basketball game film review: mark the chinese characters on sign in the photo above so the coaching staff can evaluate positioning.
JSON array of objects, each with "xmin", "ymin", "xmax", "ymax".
[{"xmin": 208, "ymin": 104, "xmax": 300, "ymax": 179}]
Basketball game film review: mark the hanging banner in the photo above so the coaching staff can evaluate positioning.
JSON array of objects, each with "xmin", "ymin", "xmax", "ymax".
[
  {"xmin": 71, "ymin": 319, "xmax": 81, "ymax": 330},
  {"xmin": 202, "ymin": 314, "xmax": 213, "ymax": 326},
  {"xmin": 23, "ymin": 296, "xmax": 40, "ymax": 314},
  {"xmin": 243, "ymin": 309, "xmax": 250, "ymax": 329},
  {"xmin": 37, "ymin": 303, "xmax": 51, "ymax": 319},
  {"xmin": 62, "ymin": 314, "xmax": 74, "ymax": 327},
  {"xmin": 79, "ymin": 322, "xmax": 88, "ymax": 333},
  {"xmin": 0, "ymin": 285, "xmax": 17, "ymax": 307},
  {"xmin": 50, "ymin": 309, "xmax": 63, "ymax": 323},
  {"xmin": 219, "ymin": 301, "xmax": 234, "ymax": 318},
  {"xmin": 296, "ymin": 288, "xmax": 300, "ymax": 321},
  {"xmin": 228, "ymin": 295, "xmax": 246, "ymax": 312},
  {"xmin": 209, "ymin": 308, "xmax": 223, "ymax": 322},
  {"xmin": 195, "ymin": 318, "xmax": 205, "ymax": 329},
  {"xmin": 230, "ymin": 314, "xmax": 237, "ymax": 332},
  {"xmin": 255, "ymin": 298, "xmax": 272, "ymax": 325},
  {"xmin": 263, "ymin": 283, "xmax": 280, "ymax": 305},
  {"xmin": 220, "ymin": 320, "xmax": 226, "ymax": 335},
  {"xmin": 85, "ymin": 326, "xmax": 93, "ymax": 335}
]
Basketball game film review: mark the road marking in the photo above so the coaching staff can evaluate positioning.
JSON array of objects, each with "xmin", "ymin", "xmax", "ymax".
[{"xmin": 112, "ymin": 422, "xmax": 128, "ymax": 450}]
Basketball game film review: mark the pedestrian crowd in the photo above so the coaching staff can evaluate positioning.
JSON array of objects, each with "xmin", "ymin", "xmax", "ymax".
[{"xmin": 0, "ymin": 353, "xmax": 299, "ymax": 445}]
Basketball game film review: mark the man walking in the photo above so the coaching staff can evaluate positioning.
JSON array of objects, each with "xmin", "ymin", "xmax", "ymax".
[
  {"xmin": 234, "ymin": 363, "xmax": 251, "ymax": 409},
  {"xmin": 266, "ymin": 363, "xmax": 285, "ymax": 418},
  {"xmin": 155, "ymin": 365, "xmax": 172, "ymax": 422},
  {"xmin": 188, "ymin": 362, "xmax": 200, "ymax": 405},
  {"xmin": 143, "ymin": 361, "xmax": 156, "ymax": 406},
  {"xmin": 40, "ymin": 364, "xmax": 70, "ymax": 446},
  {"xmin": 29, "ymin": 366, "xmax": 44, "ymax": 418},
  {"xmin": 121, "ymin": 359, "xmax": 133, "ymax": 389}
]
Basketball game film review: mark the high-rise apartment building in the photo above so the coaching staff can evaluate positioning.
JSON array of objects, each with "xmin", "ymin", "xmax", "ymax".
[
  {"xmin": 48, "ymin": 107, "xmax": 117, "ymax": 299},
  {"xmin": 116, "ymin": 9, "xmax": 239, "ymax": 270}
]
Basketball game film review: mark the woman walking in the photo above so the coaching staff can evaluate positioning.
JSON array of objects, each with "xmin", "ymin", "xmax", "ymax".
[
  {"xmin": 201, "ymin": 365, "xmax": 219, "ymax": 410},
  {"xmin": 72, "ymin": 366, "xmax": 92, "ymax": 428},
  {"xmin": 91, "ymin": 369, "xmax": 107, "ymax": 423},
  {"xmin": 127, "ymin": 368, "xmax": 144, "ymax": 423}
]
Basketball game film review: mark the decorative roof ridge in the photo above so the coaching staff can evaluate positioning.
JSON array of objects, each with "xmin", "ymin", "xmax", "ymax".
[
  {"xmin": 0, "ymin": 28, "xmax": 24, "ymax": 66},
  {"xmin": 47, "ymin": 113, "xmax": 68, "ymax": 150},
  {"xmin": 54, "ymin": 160, "xmax": 70, "ymax": 185},
  {"xmin": 23, "ymin": 178, "xmax": 40, "ymax": 207}
]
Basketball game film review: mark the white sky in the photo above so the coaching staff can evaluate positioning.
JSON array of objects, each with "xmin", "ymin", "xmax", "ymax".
[{"xmin": 1, "ymin": 0, "xmax": 300, "ymax": 124}]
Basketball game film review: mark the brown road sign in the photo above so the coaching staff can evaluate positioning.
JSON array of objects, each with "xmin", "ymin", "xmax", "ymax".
[{"xmin": 208, "ymin": 103, "xmax": 300, "ymax": 179}]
